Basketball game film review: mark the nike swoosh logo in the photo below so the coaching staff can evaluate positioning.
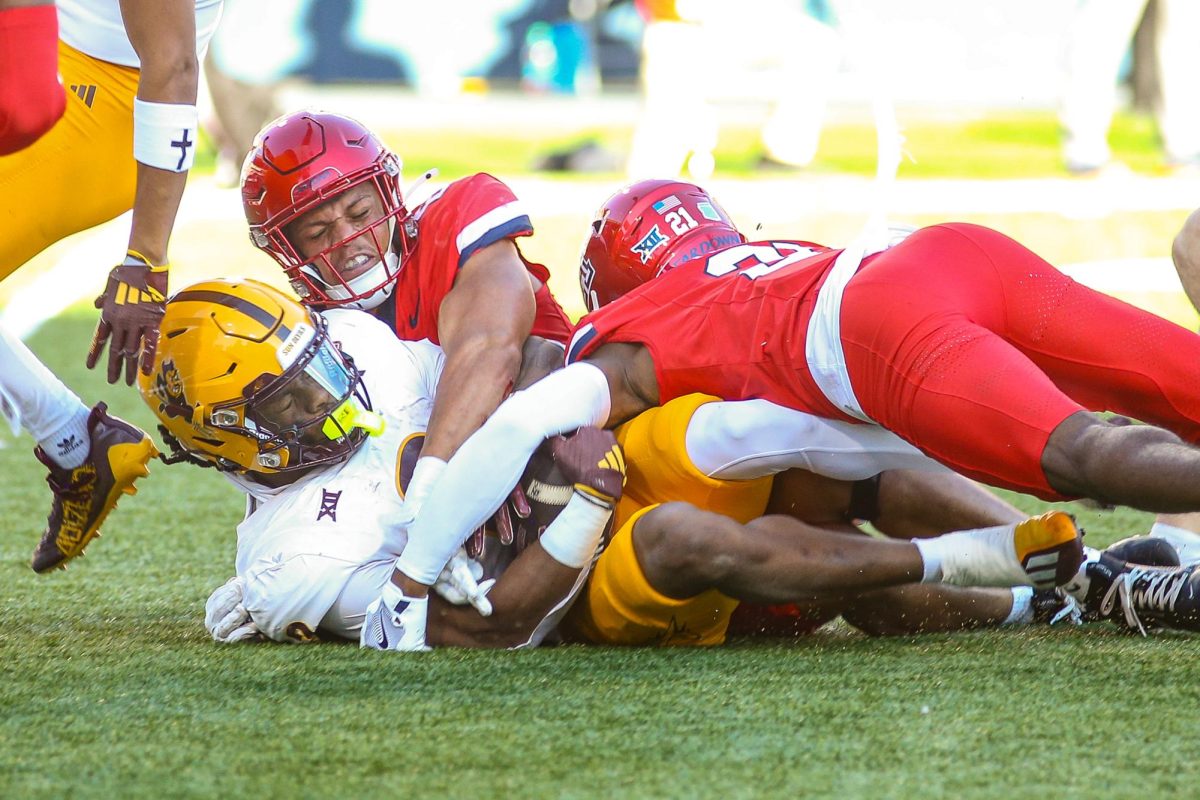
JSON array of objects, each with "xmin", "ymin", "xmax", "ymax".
[{"xmin": 408, "ymin": 287, "xmax": 420, "ymax": 329}]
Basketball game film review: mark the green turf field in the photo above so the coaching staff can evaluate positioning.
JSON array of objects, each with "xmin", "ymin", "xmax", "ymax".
[{"xmin": 2, "ymin": 315, "xmax": 1199, "ymax": 800}]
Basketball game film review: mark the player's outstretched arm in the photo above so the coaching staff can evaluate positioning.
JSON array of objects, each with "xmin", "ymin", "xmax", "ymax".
[{"xmin": 87, "ymin": 0, "xmax": 198, "ymax": 384}]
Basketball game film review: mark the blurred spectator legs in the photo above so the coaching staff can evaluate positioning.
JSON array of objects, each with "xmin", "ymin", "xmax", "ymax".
[
  {"xmin": 1061, "ymin": 0, "xmax": 1200, "ymax": 173},
  {"xmin": 203, "ymin": 52, "xmax": 281, "ymax": 186}
]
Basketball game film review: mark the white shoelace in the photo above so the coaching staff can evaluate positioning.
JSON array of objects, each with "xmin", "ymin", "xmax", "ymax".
[
  {"xmin": 1099, "ymin": 567, "xmax": 1189, "ymax": 637},
  {"xmin": 1047, "ymin": 594, "xmax": 1083, "ymax": 626}
]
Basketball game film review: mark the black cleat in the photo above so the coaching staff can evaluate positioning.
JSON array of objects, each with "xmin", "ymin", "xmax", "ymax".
[
  {"xmin": 1103, "ymin": 535, "xmax": 1181, "ymax": 568},
  {"xmin": 1079, "ymin": 553, "xmax": 1200, "ymax": 635}
]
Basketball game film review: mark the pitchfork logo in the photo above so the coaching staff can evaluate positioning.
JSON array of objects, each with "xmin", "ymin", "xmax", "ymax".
[{"xmin": 317, "ymin": 489, "xmax": 342, "ymax": 522}]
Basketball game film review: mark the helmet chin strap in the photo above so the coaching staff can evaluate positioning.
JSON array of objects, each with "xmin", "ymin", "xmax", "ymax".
[{"xmin": 324, "ymin": 250, "xmax": 400, "ymax": 310}]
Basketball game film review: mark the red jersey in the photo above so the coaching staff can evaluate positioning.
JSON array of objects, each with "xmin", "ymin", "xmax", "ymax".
[
  {"xmin": 567, "ymin": 238, "xmax": 854, "ymax": 420},
  {"xmin": 380, "ymin": 173, "xmax": 572, "ymax": 345}
]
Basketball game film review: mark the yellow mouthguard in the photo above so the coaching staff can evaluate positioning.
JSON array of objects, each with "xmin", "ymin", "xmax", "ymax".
[{"xmin": 323, "ymin": 399, "xmax": 386, "ymax": 439}]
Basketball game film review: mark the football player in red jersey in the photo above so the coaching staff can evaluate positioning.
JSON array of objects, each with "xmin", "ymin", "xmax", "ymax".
[
  {"xmin": 383, "ymin": 178, "xmax": 1200, "ymax": 616},
  {"xmin": 241, "ymin": 111, "xmax": 572, "ymax": 535}
]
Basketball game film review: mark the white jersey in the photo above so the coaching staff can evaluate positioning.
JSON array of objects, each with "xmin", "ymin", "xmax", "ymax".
[
  {"xmin": 230, "ymin": 310, "xmax": 444, "ymax": 643},
  {"xmin": 58, "ymin": 0, "xmax": 224, "ymax": 67}
]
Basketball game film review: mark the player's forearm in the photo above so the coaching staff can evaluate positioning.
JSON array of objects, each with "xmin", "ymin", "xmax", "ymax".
[
  {"xmin": 126, "ymin": 58, "xmax": 196, "ymax": 262},
  {"xmin": 395, "ymin": 363, "xmax": 613, "ymax": 586},
  {"xmin": 420, "ymin": 338, "xmax": 523, "ymax": 461},
  {"xmin": 127, "ymin": 167, "xmax": 188, "ymax": 265}
]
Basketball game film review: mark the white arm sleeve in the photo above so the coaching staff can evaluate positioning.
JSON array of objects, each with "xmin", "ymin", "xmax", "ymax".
[
  {"xmin": 394, "ymin": 362, "xmax": 612, "ymax": 585},
  {"xmin": 685, "ymin": 399, "xmax": 947, "ymax": 481}
]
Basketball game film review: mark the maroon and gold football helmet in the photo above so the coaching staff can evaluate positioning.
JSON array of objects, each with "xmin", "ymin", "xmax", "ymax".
[
  {"xmin": 578, "ymin": 179, "xmax": 743, "ymax": 312},
  {"xmin": 241, "ymin": 111, "xmax": 411, "ymax": 310}
]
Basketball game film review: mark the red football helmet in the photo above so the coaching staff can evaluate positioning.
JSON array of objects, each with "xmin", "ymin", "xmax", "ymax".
[
  {"xmin": 578, "ymin": 179, "xmax": 744, "ymax": 312},
  {"xmin": 241, "ymin": 110, "xmax": 411, "ymax": 310}
]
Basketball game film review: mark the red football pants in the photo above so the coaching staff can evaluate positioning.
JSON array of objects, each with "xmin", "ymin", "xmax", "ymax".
[{"xmin": 840, "ymin": 222, "xmax": 1200, "ymax": 499}]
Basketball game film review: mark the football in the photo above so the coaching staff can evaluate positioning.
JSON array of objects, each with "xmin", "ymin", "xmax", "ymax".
[{"xmin": 511, "ymin": 436, "xmax": 575, "ymax": 552}]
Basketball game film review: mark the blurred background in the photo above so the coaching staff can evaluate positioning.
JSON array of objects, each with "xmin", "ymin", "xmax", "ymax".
[{"xmin": 3, "ymin": 0, "xmax": 1197, "ymax": 334}]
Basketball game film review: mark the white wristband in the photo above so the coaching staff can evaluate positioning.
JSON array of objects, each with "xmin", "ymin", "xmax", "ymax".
[{"xmin": 133, "ymin": 98, "xmax": 198, "ymax": 172}]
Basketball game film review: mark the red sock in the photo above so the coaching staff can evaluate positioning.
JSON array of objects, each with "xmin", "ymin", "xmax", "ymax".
[{"xmin": 0, "ymin": 4, "xmax": 65, "ymax": 155}]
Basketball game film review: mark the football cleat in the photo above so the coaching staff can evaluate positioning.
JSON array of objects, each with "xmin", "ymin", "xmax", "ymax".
[
  {"xmin": 30, "ymin": 403, "xmax": 158, "ymax": 573},
  {"xmin": 1077, "ymin": 553, "xmax": 1200, "ymax": 636},
  {"xmin": 1012, "ymin": 511, "xmax": 1086, "ymax": 589},
  {"xmin": 1031, "ymin": 589, "xmax": 1083, "ymax": 626},
  {"xmin": 1102, "ymin": 534, "xmax": 1181, "ymax": 568},
  {"xmin": 936, "ymin": 511, "xmax": 1084, "ymax": 589},
  {"xmin": 1147, "ymin": 525, "xmax": 1200, "ymax": 566},
  {"xmin": 549, "ymin": 427, "xmax": 626, "ymax": 509}
]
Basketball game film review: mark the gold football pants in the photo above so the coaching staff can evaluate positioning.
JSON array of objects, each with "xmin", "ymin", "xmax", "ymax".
[{"xmin": 0, "ymin": 41, "xmax": 139, "ymax": 278}]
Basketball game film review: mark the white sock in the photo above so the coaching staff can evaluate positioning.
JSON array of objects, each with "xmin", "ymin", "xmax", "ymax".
[
  {"xmin": 1003, "ymin": 586, "xmax": 1035, "ymax": 625},
  {"xmin": 1149, "ymin": 522, "xmax": 1200, "ymax": 566},
  {"xmin": 1149, "ymin": 522, "xmax": 1200, "ymax": 543},
  {"xmin": 539, "ymin": 491, "xmax": 612, "ymax": 569},
  {"xmin": 38, "ymin": 407, "xmax": 91, "ymax": 469},
  {"xmin": 913, "ymin": 523, "xmax": 1029, "ymax": 587},
  {"xmin": 913, "ymin": 538, "xmax": 943, "ymax": 583}
]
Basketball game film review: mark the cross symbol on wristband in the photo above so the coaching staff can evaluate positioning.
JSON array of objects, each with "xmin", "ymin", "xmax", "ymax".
[{"xmin": 171, "ymin": 129, "xmax": 193, "ymax": 171}]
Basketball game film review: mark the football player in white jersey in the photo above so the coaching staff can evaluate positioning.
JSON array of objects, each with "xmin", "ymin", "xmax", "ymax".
[
  {"xmin": 0, "ymin": 0, "xmax": 222, "ymax": 574},
  {"xmin": 138, "ymin": 278, "xmax": 621, "ymax": 648}
]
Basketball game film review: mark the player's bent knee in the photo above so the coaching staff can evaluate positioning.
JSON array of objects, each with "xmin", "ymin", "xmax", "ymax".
[
  {"xmin": 634, "ymin": 502, "xmax": 744, "ymax": 587},
  {"xmin": 1041, "ymin": 411, "xmax": 1109, "ymax": 498}
]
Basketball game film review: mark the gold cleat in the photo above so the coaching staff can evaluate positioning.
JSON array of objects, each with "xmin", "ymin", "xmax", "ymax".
[
  {"xmin": 1014, "ymin": 511, "xmax": 1085, "ymax": 589},
  {"xmin": 30, "ymin": 403, "xmax": 158, "ymax": 573}
]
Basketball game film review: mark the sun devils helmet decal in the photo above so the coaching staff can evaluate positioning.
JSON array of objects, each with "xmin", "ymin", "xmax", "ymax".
[{"xmin": 151, "ymin": 359, "xmax": 193, "ymax": 423}]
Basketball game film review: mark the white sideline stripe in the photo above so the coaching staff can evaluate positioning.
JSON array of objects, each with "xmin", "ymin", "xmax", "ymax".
[{"xmin": 1, "ymin": 176, "xmax": 1192, "ymax": 338}]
